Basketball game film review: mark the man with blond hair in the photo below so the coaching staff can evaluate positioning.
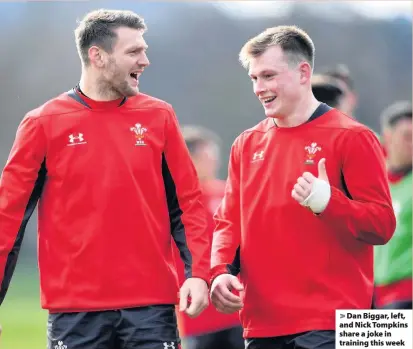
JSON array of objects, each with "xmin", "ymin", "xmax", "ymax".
[{"xmin": 210, "ymin": 25, "xmax": 395, "ymax": 349}]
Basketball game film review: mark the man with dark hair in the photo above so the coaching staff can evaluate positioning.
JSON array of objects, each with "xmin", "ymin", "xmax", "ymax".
[
  {"xmin": 180, "ymin": 126, "xmax": 222, "ymax": 183},
  {"xmin": 174, "ymin": 125, "xmax": 244, "ymax": 349},
  {"xmin": 321, "ymin": 64, "xmax": 358, "ymax": 117},
  {"xmin": 375, "ymin": 101, "xmax": 412, "ymax": 310},
  {"xmin": 314, "ymin": 67, "xmax": 382, "ymax": 144},
  {"xmin": 210, "ymin": 25, "xmax": 395, "ymax": 349},
  {"xmin": 311, "ymin": 74, "xmax": 345, "ymax": 109},
  {"xmin": 0, "ymin": 9, "xmax": 210, "ymax": 349}
]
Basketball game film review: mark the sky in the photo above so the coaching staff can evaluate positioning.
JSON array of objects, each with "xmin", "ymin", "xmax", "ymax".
[{"xmin": 212, "ymin": 1, "xmax": 412, "ymax": 20}]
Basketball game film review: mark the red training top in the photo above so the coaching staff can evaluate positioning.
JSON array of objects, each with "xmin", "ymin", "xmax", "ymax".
[
  {"xmin": 211, "ymin": 105, "xmax": 396, "ymax": 338},
  {"xmin": 0, "ymin": 88, "xmax": 210, "ymax": 312},
  {"xmin": 175, "ymin": 179, "xmax": 240, "ymax": 337}
]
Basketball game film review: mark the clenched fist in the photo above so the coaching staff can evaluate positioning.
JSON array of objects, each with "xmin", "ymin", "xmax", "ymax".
[{"xmin": 210, "ymin": 274, "xmax": 244, "ymax": 314}]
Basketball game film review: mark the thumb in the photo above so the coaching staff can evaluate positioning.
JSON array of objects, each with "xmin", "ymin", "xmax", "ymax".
[
  {"xmin": 179, "ymin": 285, "xmax": 189, "ymax": 311},
  {"xmin": 230, "ymin": 277, "xmax": 244, "ymax": 292},
  {"xmin": 317, "ymin": 158, "xmax": 328, "ymax": 182}
]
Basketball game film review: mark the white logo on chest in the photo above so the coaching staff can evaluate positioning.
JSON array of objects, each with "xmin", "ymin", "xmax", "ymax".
[
  {"xmin": 130, "ymin": 123, "xmax": 148, "ymax": 146},
  {"xmin": 67, "ymin": 133, "xmax": 87, "ymax": 146}
]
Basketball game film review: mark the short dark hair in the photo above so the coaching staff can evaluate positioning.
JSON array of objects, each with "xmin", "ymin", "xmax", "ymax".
[
  {"xmin": 75, "ymin": 9, "xmax": 147, "ymax": 65},
  {"xmin": 311, "ymin": 74, "xmax": 344, "ymax": 108},
  {"xmin": 381, "ymin": 101, "xmax": 412, "ymax": 128},
  {"xmin": 181, "ymin": 125, "xmax": 221, "ymax": 155},
  {"xmin": 322, "ymin": 64, "xmax": 355, "ymax": 91},
  {"xmin": 239, "ymin": 25, "xmax": 315, "ymax": 70}
]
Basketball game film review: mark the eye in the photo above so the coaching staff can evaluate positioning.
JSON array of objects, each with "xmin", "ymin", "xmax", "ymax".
[{"xmin": 128, "ymin": 48, "xmax": 147, "ymax": 55}]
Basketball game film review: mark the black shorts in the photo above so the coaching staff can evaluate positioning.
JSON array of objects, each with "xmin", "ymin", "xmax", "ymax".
[
  {"xmin": 182, "ymin": 326, "xmax": 244, "ymax": 349},
  {"xmin": 379, "ymin": 300, "xmax": 412, "ymax": 310},
  {"xmin": 245, "ymin": 330, "xmax": 335, "ymax": 349},
  {"xmin": 47, "ymin": 305, "xmax": 180, "ymax": 349}
]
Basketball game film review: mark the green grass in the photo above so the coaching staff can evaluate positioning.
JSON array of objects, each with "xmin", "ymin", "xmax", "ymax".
[{"xmin": 0, "ymin": 267, "xmax": 47, "ymax": 349}]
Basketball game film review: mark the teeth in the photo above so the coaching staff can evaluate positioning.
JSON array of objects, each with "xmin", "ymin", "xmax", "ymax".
[{"xmin": 263, "ymin": 96, "xmax": 276, "ymax": 103}]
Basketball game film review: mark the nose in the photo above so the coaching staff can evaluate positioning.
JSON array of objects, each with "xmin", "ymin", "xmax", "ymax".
[
  {"xmin": 253, "ymin": 79, "xmax": 267, "ymax": 96},
  {"xmin": 139, "ymin": 52, "xmax": 150, "ymax": 67}
]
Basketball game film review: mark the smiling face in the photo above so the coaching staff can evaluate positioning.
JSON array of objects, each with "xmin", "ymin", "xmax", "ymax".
[
  {"xmin": 98, "ymin": 27, "xmax": 149, "ymax": 96},
  {"xmin": 75, "ymin": 9, "xmax": 149, "ymax": 99},
  {"xmin": 248, "ymin": 45, "xmax": 311, "ymax": 119}
]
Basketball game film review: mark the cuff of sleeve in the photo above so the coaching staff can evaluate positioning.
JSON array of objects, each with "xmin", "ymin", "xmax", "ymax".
[
  {"xmin": 210, "ymin": 265, "xmax": 229, "ymax": 285},
  {"xmin": 316, "ymin": 185, "xmax": 344, "ymax": 218},
  {"xmin": 316, "ymin": 186, "xmax": 359, "ymax": 238},
  {"xmin": 191, "ymin": 273, "xmax": 211, "ymax": 289}
]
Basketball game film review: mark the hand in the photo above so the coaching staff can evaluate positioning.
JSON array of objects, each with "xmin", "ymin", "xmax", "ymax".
[
  {"xmin": 291, "ymin": 158, "xmax": 331, "ymax": 213},
  {"xmin": 179, "ymin": 277, "xmax": 209, "ymax": 318},
  {"xmin": 210, "ymin": 274, "xmax": 244, "ymax": 314}
]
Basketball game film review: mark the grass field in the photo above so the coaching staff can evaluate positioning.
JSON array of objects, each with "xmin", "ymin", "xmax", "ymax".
[{"xmin": 0, "ymin": 265, "xmax": 47, "ymax": 349}]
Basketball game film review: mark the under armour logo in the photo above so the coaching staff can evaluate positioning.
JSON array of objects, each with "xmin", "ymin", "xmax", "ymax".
[
  {"xmin": 54, "ymin": 341, "xmax": 67, "ymax": 349},
  {"xmin": 252, "ymin": 150, "xmax": 264, "ymax": 162},
  {"xmin": 163, "ymin": 342, "xmax": 176, "ymax": 349},
  {"xmin": 68, "ymin": 133, "xmax": 87, "ymax": 146},
  {"xmin": 69, "ymin": 133, "xmax": 84, "ymax": 143}
]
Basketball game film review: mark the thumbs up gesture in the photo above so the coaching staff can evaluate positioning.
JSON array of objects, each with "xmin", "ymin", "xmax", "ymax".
[
  {"xmin": 291, "ymin": 158, "xmax": 331, "ymax": 213},
  {"xmin": 316, "ymin": 158, "xmax": 328, "ymax": 182}
]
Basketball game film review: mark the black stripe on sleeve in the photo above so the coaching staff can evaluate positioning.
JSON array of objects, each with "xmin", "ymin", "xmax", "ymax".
[
  {"xmin": 0, "ymin": 160, "xmax": 47, "ymax": 305},
  {"xmin": 341, "ymin": 171, "xmax": 353, "ymax": 199},
  {"xmin": 162, "ymin": 154, "xmax": 193, "ymax": 279},
  {"xmin": 226, "ymin": 246, "xmax": 240, "ymax": 276}
]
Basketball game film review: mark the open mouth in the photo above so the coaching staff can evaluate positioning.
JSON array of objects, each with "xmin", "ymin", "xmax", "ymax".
[
  {"xmin": 263, "ymin": 96, "xmax": 276, "ymax": 104},
  {"xmin": 130, "ymin": 73, "xmax": 138, "ymax": 80}
]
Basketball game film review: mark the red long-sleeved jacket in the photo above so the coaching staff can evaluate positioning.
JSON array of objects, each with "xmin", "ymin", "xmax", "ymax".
[
  {"xmin": 175, "ymin": 180, "xmax": 240, "ymax": 337},
  {"xmin": 0, "ymin": 89, "xmax": 210, "ymax": 312},
  {"xmin": 211, "ymin": 105, "xmax": 396, "ymax": 338}
]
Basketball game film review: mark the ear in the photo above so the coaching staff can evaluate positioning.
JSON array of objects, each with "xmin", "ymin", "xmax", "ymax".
[
  {"xmin": 88, "ymin": 46, "xmax": 106, "ymax": 68},
  {"xmin": 298, "ymin": 61, "xmax": 312, "ymax": 85},
  {"xmin": 381, "ymin": 127, "xmax": 392, "ymax": 149},
  {"xmin": 349, "ymin": 91, "xmax": 358, "ymax": 108}
]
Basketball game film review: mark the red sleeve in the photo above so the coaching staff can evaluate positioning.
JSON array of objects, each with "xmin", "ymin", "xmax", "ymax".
[
  {"xmin": 211, "ymin": 139, "xmax": 242, "ymax": 282},
  {"xmin": 163, "ymin": 106, "xmax": 210, "ymax": 285},
  {"xmin": 319, "ymin": 129, "xmax": 396, "ymax": 245},
  {"xmin": 0, "ymin": 115, "xmax": 47, "ymax": 303}
]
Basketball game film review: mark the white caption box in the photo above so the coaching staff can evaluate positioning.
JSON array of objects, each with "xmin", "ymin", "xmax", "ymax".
[{"xmin": 336, "ymin": 310, "xmax": 412, "ymax": 348}]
